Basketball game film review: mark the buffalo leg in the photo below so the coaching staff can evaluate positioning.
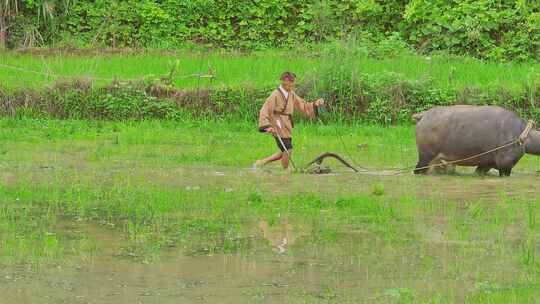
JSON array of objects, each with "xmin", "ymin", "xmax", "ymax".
[
  {"xmin": 495, "ymin": 153, "xmax": 521, "ymax": 178},
  {"xmin": 475, "ymin": 166, "xmax": 491, "ymax": 175},
  {"xmin": 498, "ymin": 168, "xmax": 512, "ymax": 177},
  {"xmin": 414, "ymin": 153, "xmax": 435, "ymax": 175}
]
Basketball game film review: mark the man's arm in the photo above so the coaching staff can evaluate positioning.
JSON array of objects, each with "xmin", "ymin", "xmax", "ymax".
[{"xmin": 293, "ymin": 94, "xmax": 324, "ymax": 120}]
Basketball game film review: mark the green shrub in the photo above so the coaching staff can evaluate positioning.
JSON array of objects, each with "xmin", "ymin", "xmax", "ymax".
[
  {"xmin": 402, "ymin": 0, "xmax": 540, "ymax": 61},
  {"xmin": 8, "ymin": 0, "xmax": 540, "ymax": 61}
]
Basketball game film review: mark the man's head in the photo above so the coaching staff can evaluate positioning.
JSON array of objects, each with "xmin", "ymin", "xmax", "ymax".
[{"xmin": 280, "ymin": 71, "xmax": 296, "ymax": 92}]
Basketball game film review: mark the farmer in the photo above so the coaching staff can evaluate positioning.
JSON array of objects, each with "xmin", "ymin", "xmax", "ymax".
[{"xmin": 254, "ymin": 71, "xmax": 325, "ymax": 170}]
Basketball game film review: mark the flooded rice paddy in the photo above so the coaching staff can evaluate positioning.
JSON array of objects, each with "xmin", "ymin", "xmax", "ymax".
[
  {"xmin": 2, "ymin": 162, "xmax": 540, "ymax": 303},
  {"xmin": 2, "ymin": 121, "xmax": 540, "ymax": 303}
]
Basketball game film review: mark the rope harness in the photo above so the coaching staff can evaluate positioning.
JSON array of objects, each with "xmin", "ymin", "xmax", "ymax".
[{"xmin": 520, "ymin": 120, "xmax": 535, "ymax": 144}]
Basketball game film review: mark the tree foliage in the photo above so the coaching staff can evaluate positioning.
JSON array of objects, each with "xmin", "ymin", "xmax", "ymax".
[{"xmin": 6, "ymin": 0, "xmax": 540, "ymax": 61}]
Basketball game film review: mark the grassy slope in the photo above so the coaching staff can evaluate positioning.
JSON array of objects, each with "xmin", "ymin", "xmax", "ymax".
[{"xmin": 2, "ymin": 50, "xmax": 540, "ymax": 92}]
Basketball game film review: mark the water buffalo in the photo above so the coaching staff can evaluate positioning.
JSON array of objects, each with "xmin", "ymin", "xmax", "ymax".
[{"xmin": 413, "ymin": 105, "xmax": 539, "ymax": 176}]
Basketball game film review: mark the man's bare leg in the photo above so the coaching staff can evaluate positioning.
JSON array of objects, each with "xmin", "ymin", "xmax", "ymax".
[
  {"xmin": 254, "ymin": 151, "xmax": 283, "ymax": 167},
  {"xmin": 281, "ymin": 149, "xmax": 292, "ymax": 169}
]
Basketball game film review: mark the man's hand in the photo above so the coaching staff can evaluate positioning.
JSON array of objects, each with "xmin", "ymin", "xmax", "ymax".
[
  {"xmin": 266, "ymin": 127, "xmax": 276, "ymax": 135},
  {"xmin": 315, "ymin": 98, "xmax": 325, "ymax": 107}
]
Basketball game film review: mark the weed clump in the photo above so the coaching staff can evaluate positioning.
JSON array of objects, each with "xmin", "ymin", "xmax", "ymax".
[{"xmin": 372, "ymin": 184, "xmax": 385, "ymax": 196}]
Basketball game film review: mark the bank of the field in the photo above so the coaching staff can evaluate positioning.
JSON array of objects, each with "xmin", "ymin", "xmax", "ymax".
[{"xmin": 2, "ymin": 71, "xmax": 540, "ymax": 125}]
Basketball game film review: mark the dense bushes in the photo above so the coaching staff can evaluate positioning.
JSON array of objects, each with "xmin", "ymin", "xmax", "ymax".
[
  {"xmin": 52, "ymin": 0, "xmax": 408, "ymax": 49},
  {"xmin": 3, "ymin": 74, "xmax": 540, "ymax": 125},
  {"xmin": 402, "ymin": 0, "xmax": 540, "ymax": 61},
  {"xmin": 6, "ymin": 0, "xmax": 540, "ymax": 61}
]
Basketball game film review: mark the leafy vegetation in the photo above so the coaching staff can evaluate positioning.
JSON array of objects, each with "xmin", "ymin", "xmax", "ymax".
[{"xmin": 4, "ymin": 0, "xmax": 540, "ymax": 61}]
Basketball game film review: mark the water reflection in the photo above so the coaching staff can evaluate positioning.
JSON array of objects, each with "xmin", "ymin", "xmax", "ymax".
[{"xmin": 258, "ymin": 219, "xmax": 295, "ymax": 254}]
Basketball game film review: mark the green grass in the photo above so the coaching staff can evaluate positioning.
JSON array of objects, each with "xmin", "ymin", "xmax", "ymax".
[
  {"xmin": 3, "ymin": 118, "xmax": 539, "ymax": 170},
  {"xmin": 2, "ymin": 49, "xmax": 540, "ymax": 92},
  {"xmin": 2, "ymin": 118, "xmax": 540, "ymax": 302}
]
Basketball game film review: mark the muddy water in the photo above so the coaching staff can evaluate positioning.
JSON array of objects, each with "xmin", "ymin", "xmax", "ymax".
[
  {"xmin": 3, "ymin": 156, "xmax": 540, "ymax": 201},
  {"xmin": 1, "ymin": 164, "xmax": 539, "ymax": 303},
  {"xmin": 176, "ymin": 165, "xmax": 540, "ymax": 202},
  {"xmin": 0, "ymin": 219, "xmax": 508, "ymax": 304},
  {"xmin": 1, "ymin": 211, "xmax": 528, "ymax": 304},
  {"xmin": 1, "ymin": 220, "xmax": 358, "ymax": 303}
]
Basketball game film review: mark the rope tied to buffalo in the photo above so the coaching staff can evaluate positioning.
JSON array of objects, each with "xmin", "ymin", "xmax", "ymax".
[{"xmin": 519, "ymin": 120, "xmax": 535, "ymax": 145}]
